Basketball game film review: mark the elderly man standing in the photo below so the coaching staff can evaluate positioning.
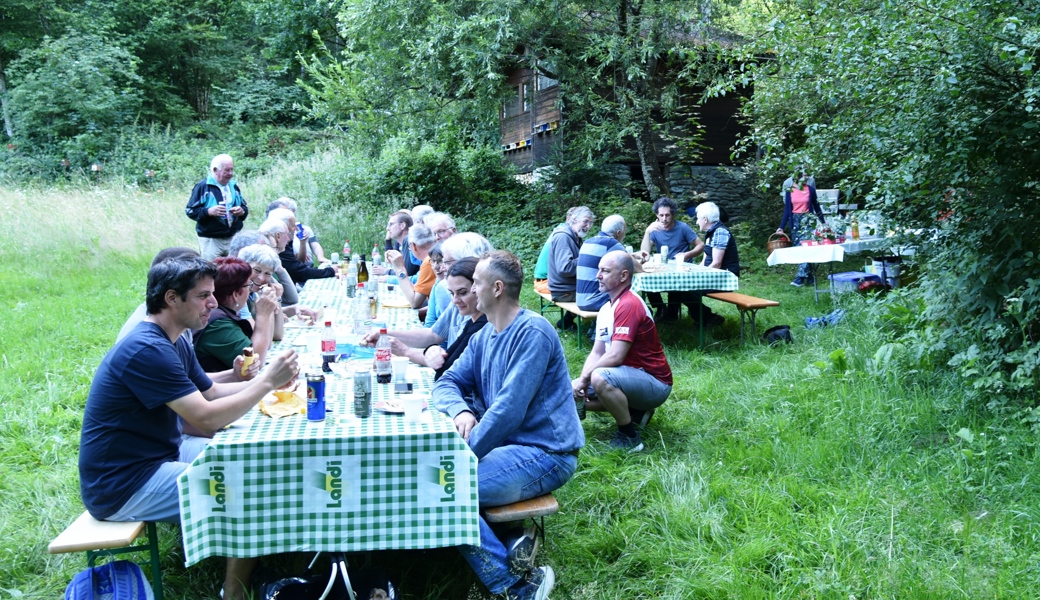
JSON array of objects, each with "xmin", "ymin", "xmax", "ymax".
[
  {"xmin": 433, "ymin": 250, "xmax": 583, "ymax": 600},
  {"xmin": 639, "ymin": 196, "xmax": 704, "ymax": 322},
  {"xmin": 79, "ymin": 256, "xmax": 300, "ymax": 600},
  {"xmin": 576, "ymin": 214, "xmax": 642, "ymax": 312},
  {"xmin": 185, "ymin": 154, "xmax": 249, "ymax": 260},
  {"xmin": 573, "ymin": 250, "xmax": 672, "ymax": 452},
  {"xmin": 548, "ymin": 206, "xmax": 595, "ymax": 330}
]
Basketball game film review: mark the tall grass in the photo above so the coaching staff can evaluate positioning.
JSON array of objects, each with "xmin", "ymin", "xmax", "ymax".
[{"xmin": 3, "ymin": 182, "xmax": 1040, "ymax": 599}]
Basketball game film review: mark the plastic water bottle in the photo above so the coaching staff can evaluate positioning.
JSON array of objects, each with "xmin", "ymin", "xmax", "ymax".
[
  {"xmin": 375, "ymin": 328, "xmax": 392, "ymax": 384},
  {"xmin": 353, "ymin": 285, "xmax": 368, "ymax": 335},
  {"xmin": 345, "ymin": 262, "xmax": 357, "ymax": 298},
  {"xmin": 342, "ymin": 239, "xmax": 351, "ymax": 262}
]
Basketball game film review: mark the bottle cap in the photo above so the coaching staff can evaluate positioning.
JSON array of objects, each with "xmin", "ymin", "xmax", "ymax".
[
  {"xmin": 380, "ymin": 328, "xmax": 388, "ymax": 334},
  {"xmin": 325, "ymin": 321, "xmax": 332, "ymax": 326}
]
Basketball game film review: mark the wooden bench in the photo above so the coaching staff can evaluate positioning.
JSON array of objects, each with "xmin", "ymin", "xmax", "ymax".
[
  {"xmin": 484, "ymin": 493, "xmax": 560, "ymax": 567},
  {"xmin": 705, "ymin": 292, "xmax": 780, "ymax": 343},
  {"xmin": 49, "ymin": 512, "xmax": 164, "ymax": 600},
  {"xmin": 536, "ymin": 291, "xmax": 598, "ymax": 349}
]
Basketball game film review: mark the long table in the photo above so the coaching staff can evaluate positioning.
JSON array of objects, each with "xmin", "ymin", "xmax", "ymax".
[
  {"xmin": 176, "ymin": 275, "xmax": 480, "ymax": 567},
  {"xmin": 631, "ymin": 264, "xmax": 740, "ymax": 294}
]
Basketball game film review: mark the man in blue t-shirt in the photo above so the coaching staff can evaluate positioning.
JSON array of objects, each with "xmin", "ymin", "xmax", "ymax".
[
  {"xmin": 639, "ymin": 196, "xmax": 705, "ymax": 321},
  {"xmin": 576, "ymin": 214, "xmax": 643, "ymax": 312},
  {"xmin": 433, "ymin": 250, "xmax": 584, "ymax": 600},
  {"xmin": 79, "ymin": 256, "xmax": 300, "ymax": 600}
]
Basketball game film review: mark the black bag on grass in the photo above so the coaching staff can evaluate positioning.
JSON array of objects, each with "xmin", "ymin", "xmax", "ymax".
[
  {"xmin": 258, "ymin": 554, "xmax": 399, "ymax": 600},
  {"xmin": 763, "ymin": 325, "xmax": 793, "ymax": 345}
]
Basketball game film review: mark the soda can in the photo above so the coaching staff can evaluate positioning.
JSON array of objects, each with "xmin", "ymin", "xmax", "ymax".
[
  {"xmin": 353, "ymin": 369, "xmax": 372, "ymax": 418},
  {"xmin": 306, "ymin": 373, "xmax": 326, "ymax": 422}
]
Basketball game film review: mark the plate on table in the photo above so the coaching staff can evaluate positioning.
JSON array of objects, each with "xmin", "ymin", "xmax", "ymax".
[
  {"xmin": 374, "ymin": 398, "xmax": 429, "ymax": 413},
  {"xmin": 641, "ymin": 263, "xmax": 670, "ymax": 273},
  {"xmin": 285, "ymin": 316, "xmax": 319, "ymax": 328},
  {"xmin": 379, "ymin": 297, "xmax": 412, "ymax": 309}
]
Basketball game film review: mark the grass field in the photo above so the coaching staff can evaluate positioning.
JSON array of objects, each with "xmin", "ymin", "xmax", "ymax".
[{"xmin": 3, "ymin": 184, "xmax": 1039, "ymax": 599}]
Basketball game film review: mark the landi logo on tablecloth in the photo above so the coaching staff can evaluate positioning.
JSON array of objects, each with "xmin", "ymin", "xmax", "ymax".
[
  {"xmin": 423, "ymin": 455, "xmax": 457, "ymax": 502},
  {"xmin": 187, "ymin": 464, "xmax": 244, "ymax": 519},
  {"xmin": 304, "ymin": 455, "xmax": 361, "ymax": 513},
  {"xmin": 418, "ymin": 451, "xmax": 469, "ymax": 508}
]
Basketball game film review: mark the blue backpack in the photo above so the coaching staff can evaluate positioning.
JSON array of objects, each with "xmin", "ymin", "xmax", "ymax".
[{"xmin": 65, "ymin": 560, "xmax": 155, "ymax": 600}]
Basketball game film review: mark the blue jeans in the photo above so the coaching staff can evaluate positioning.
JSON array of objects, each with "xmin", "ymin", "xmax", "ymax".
[
  {"xmin": 459, "ymin": 445, "xmax": 578, "ymax": 594},
  {"xmin": 789, "ymin": 214, "xmax": 815, "ymax": 280}
]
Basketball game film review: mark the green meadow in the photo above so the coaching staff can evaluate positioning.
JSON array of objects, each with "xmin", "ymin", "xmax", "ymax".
[{"xmin": 2, "ymin": 184, "xmax": 1038, "ymax": 599}]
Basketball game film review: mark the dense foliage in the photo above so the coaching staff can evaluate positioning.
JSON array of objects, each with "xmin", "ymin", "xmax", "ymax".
[
  {"xmin": 734, "ymin": 0, "xmax": 1040, "ymax": 407},
  {"xmin": 0, "ymin": 0, "xmax": 315, "ymax": 174}
]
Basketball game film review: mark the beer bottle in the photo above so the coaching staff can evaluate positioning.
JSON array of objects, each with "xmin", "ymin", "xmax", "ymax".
[{"xmin": 357, "ymin": 256, "xmax": 370, "ymax": 284}]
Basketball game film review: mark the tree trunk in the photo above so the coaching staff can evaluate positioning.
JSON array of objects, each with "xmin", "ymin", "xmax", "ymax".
[
  {"xmin": 0, "ymin": 56, "xmax": 13, "ymax": 138},
  {"xmin": 634, "ymin": 119, "xmax": 669, "ymax": 199}
]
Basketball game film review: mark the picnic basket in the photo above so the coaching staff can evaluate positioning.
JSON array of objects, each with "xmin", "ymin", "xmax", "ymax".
[{"xmin": 766, "ymin": 233, "xmax": 792, "ymax": 254}]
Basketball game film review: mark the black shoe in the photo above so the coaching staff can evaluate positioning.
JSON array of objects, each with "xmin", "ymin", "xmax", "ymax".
[{"xmin": 505, "ymin": 565, "xmax": 555, "ymax": 600}]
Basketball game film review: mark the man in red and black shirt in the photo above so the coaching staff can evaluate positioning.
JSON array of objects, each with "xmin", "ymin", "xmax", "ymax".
[{"xmin": 572, "ymin": 250, "xmax": 672, "ymax": 452}]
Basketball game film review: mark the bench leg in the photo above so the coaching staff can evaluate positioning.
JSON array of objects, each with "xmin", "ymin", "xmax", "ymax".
[
  {"xmin": 147, "ymin": 522, "xmax": 164, "ymax": 600},
  {"xmin": 576, "ymin": 317, "xmax": 584, "ymax": 350},
  {"xmin": 85, "ymin": 523, "xmax": 164, "ymax": 600}
]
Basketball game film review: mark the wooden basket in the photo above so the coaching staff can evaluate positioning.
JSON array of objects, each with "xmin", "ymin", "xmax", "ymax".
[{"xmin": 767, "ymin": 233, "xmax": 792, "ymax": 253}]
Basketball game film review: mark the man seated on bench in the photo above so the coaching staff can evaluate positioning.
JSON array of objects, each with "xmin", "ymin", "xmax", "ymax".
[
  {"xmin": 572, "ymin": 251, "xmax": 673, "ymax": 453},
  {"xmin": 691, "ymin": 201, "xmax": 741, "ymax": 327},
  {"xmin": 639, "ymin": 196, "xmax": 704, "ymax": 322},
  {"xmin": 433, "ymin": 250, "xmax": 584, "ymax": 600},
  {"xmin": 547, "ymin": 206, "xmax": 595, "ymax": 331},
  {"xmin": 576, "ymin": 214, "xmax": 643, "ymax": 313},
  {"xmin": 79, "ymin": 256, "xmax": 300, "ymax": 600}
]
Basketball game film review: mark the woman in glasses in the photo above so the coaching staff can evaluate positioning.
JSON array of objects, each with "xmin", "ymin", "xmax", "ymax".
[{"xmin": 192, "ymin": 257, "xmax": 281, "ymax": 372}]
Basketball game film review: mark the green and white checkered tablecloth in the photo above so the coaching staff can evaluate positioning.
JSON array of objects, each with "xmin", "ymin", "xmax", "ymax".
[
  {"xmin": 177, "ymin": 369, "xmax": 479, "ymax": 566},
  {"xmin": 631, "ymin": 265, "xmax": 739, "ymax": 293}
]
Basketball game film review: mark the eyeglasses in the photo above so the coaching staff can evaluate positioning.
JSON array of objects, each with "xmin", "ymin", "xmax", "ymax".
[
  {"xmin": 433, "ymin": 227, "xmax": 455, "ymax": 239},
  {"xmin": 432, "ymin": 258, "xmax": 457, "ymax": 268}
]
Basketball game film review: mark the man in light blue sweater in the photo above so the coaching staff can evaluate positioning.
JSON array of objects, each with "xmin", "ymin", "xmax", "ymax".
[{"xmin": 433, "ymin": 250, "xmax": 584, "ymax": 600}]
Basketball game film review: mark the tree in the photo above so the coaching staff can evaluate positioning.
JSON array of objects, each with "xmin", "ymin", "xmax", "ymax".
[
  {"xmin": 539, "ymin": 1, "xmax": 726, "ymax": 198},
  {"xmin": 735, "ymin": 0, "xmax": 1040, "ymax": 404},
  {"xmin": 7, "ymin": 33, "xmax": 143, "ymax": 161},
  {"xmin": 306, "ymin": 0, "xmax": 735, "ymax": 197},
  {"xmin": 0, "ymin": 0, "xmax": 76, "ymax": 138}
]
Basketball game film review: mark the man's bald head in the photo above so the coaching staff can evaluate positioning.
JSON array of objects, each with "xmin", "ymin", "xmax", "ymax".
[{"xmin": 603, "ymin": 249, "xmax": 634, "ymax": 275}]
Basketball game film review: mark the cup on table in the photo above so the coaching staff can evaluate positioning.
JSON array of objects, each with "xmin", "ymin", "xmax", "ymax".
[
  {"xmin": 655, "ymin": 253, "xmax": 664, "ymax": 264},
  {"xmin": 391, "ymin": 357, "xmax": 409, "ymax": 383},
  {"xmin": 402, "ymin": 395, "xmax": 424, "ymax": 423},
  {"xmin": 675, "ymin": 254, "xmax": 685, "ymax": 269}
]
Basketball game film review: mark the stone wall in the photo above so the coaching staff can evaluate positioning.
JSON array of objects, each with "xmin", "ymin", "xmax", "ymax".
[
  {"xmin": 607, "ymin": 164, "xmax": 754, "ymax": 224},
  {"xmin": 668, "ymin": 165, "xmax": 753, "ymax": 223}
]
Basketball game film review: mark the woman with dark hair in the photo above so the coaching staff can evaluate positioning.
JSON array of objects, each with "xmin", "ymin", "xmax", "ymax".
[
  {"xmin": 386, "ymin": 257, "xmax": 489, "ymax": 378},
  {"xmin": 193, "ymin": 257, "xmax": 280, "ymax": 372},
  {"xmin": 428, "ymin": 257, "xmax": 489, "ymax": 380}
]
